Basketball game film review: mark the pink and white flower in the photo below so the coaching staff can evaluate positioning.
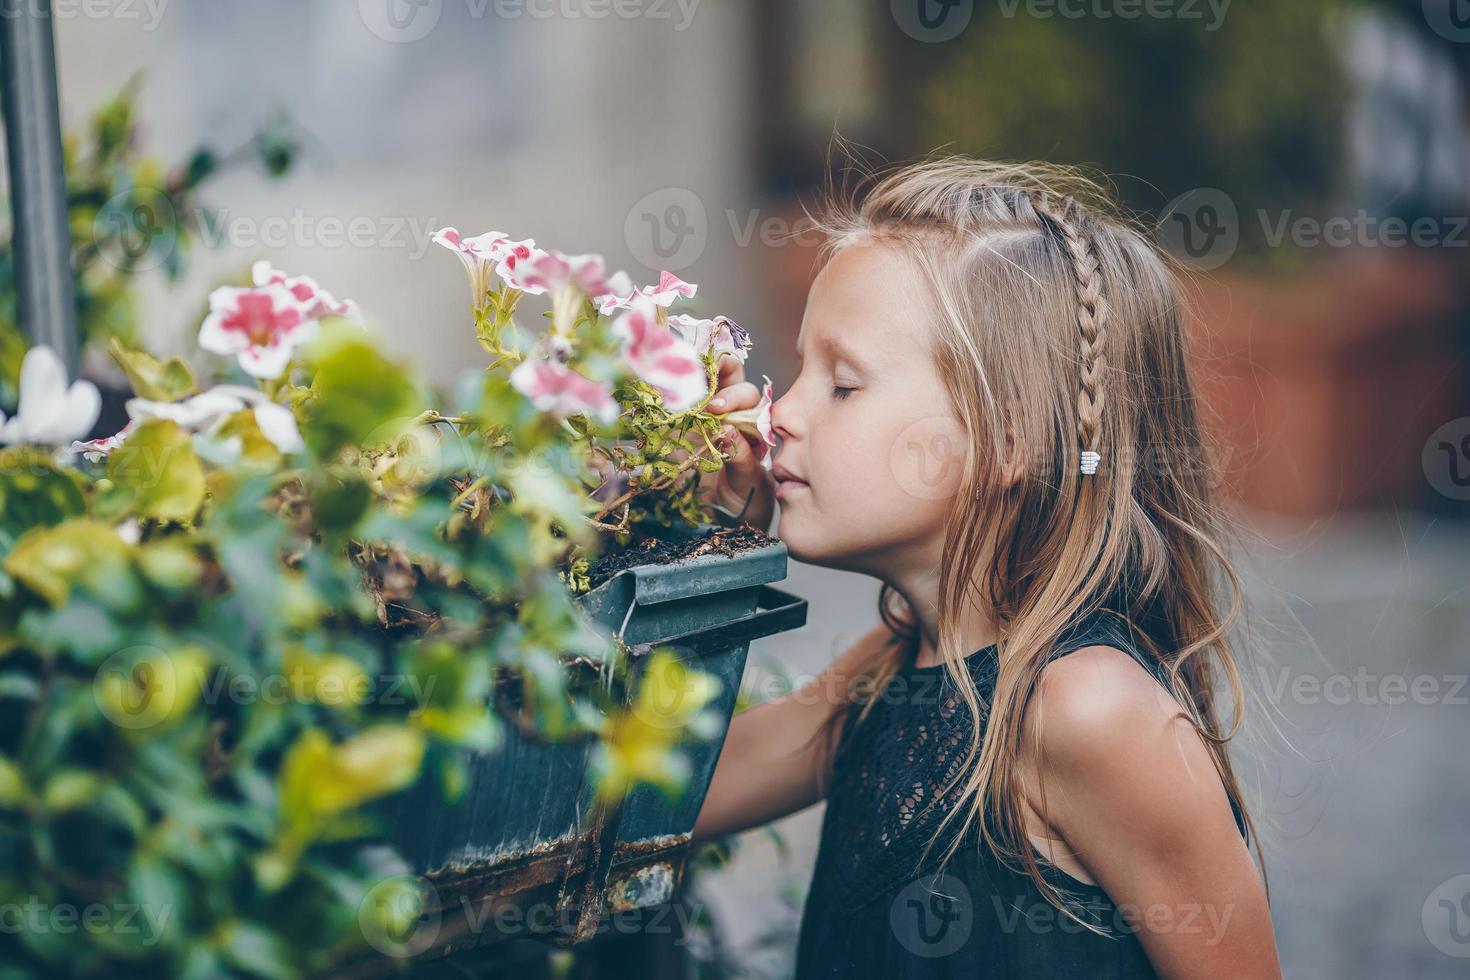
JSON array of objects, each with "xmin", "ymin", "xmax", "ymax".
[
  {"xmin": 252, "ymin": 262, "xmax": 360, "ymax": 323},
  {"xmin": 70, "ymin": 420, "xmax": 138, "ymax": 462},
  {"xmin": 597, "ymin": 271, "xmax": 698, "ymax": 315},
  {"xmin": 509, "ymin": 357, "xmax": 621, "ymax": 425},
  {"xmin": 716, "ymin": 374, "xmax": 777, "ymax": 471},
  {"xmin": 667, "ymin": 314, "xmax": 753, "ymax": 366},
  {"xmin": 502, "ymin": 250, "xmax": 628, "ymax": 304},
  {"xmin": 432, "ymin": 227, "xmax": 542, "ymax": 301},
  {"xmin": 198, "ymin": 283, "xmax": 318, "ymax": 380},
  {"xmin": 502, "ymin": 249, "xmax": 634, "ymax": 347},
  {"xmin": 126, "ymin": 385, "xmax": 304, "ymax": 455},
  {"xmin": 431, "ymin": 227, "xmax": 506, "ymax": 268},
  {"xmin": 490, "ymin": 238, "xmax": 547, "ymax": 294},
  {"xmin": 752, "ymin": 374, "xmax": 776, "ymax": 470},
  {"xmin": 611, "ymin": 295, "xmax": 708, "ymax": 413}
]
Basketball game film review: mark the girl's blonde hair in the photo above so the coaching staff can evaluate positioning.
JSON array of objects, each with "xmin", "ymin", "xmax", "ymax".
[{"xmin": 807, "ymin": 152, "xmax": 1262, "ymax": 925}]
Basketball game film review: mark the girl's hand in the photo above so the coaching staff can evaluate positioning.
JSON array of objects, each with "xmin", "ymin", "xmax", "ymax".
[{"xmin": 699, "ymin": 354, "xmax": 776, "ymax": 533}]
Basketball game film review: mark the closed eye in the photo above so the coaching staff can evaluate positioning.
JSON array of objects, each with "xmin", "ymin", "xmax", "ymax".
[{"xmin": 831, "ymin": 386, "xmax": 855, "ymax": 400}]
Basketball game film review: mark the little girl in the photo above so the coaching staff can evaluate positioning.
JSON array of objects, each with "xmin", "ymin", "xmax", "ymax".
[{"xmin": 691, "ymin": 157, "xmax": 1282, "ymax": 978}]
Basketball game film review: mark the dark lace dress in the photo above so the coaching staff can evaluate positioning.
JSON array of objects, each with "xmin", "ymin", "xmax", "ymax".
[{"xmin": 793, "ymin": 609, "xmax": 1230, "ymax": 979}]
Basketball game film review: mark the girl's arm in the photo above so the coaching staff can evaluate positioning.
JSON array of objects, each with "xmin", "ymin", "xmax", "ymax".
[
  {"xmin": 1024, "ymin": 646, "xmax": 1283, "ymax": 980},
  {"xmin": 691, "ymin": 623, "xmax": 897, "ymax": 843}
]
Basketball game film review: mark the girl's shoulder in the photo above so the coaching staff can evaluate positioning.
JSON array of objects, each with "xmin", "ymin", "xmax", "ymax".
[
  {"xmin": 1032, "ymin": 642, "xmax": 1185, "ymax": 753},
  {"xmin": 1025, "ymin": 613, "xmax": 1249, "ymax": 839},
  {"xmin": 1030, "ymin": 608, "xmax": 1190, "ymax": 768},
  {"xmin": 1047, "ymin": 607, "xmax": 1163, "ymax": 678}
]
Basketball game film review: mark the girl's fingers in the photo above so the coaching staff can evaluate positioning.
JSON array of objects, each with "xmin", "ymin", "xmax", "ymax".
[
  {"xmin": 715, "ymin": 353, "xmax": 745, "ymax": 390},
  {"xmin": 708, "ymin": 380, "xmax": 760, "ymax": 412},
  {"xmin": 718, "ymin": 423, "xmax": 768, "ymax": 471}
]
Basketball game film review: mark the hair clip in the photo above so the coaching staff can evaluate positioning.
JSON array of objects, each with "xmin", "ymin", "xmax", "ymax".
[{"xmin": 1080, "ymin": 450, "xmax": 1100, "ymax": 475}]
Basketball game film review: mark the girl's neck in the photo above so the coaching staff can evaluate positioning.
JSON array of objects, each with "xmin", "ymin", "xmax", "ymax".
[
  {"xmin": 888, "ymin": 564, "xmax": 1004, "ymax": 670},
  {"xmin": 911, "ymin": 621, "xmax": 1004, "ymax": 670}
]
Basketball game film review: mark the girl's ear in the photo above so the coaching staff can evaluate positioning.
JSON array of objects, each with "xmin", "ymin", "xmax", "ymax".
[{"xmin": 997, "ymin": 399, "xmax": 1027, "ymax": 490}]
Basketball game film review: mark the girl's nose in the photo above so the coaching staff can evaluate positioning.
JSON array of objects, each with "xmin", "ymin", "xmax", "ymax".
[{"xmin": 770, "ymin": 389, "xmax": 799, "ymax": 442}]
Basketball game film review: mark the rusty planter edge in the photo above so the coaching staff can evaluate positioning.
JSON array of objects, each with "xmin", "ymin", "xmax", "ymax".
[{"xmin": 349, "ymin": 531, "xmax": 806, "ymax": 975}]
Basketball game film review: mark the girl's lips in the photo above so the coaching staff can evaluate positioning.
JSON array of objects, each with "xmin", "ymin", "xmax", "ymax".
[{"xmin": 775, "ymin": 478, "xmax": 808, "ymax": 498}]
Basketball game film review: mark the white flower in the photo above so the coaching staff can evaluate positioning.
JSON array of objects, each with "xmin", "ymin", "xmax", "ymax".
[
  {"xmin": 0, "ymin": 345, "xmax": 101, "ymax": 447},
  {"xmin": 667, "ymin": 314, "xmax": 753, "ymax": 366},
  {"xmin": 126, "ymin": 384, "xmax": 304, "ymax": 455}
]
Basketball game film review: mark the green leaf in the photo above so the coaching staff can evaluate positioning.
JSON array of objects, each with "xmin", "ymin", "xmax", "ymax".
[
  {"xmin": 277, "ymin": 726, "xmax": 426, "ymax": 835},
  {"xmin": 0, "ymin": 448, "xmax": 88, "ymax": 540},
  {"xmin": 107, "ymin": 337, "xmax": 197, "ymax": 402},
  {"xmin": 300, "ymin": 322, "xmax": 424, "ymax": 459},
  {"xmin": 504, "ymin": 457, "xmax": 591, "ymax": 533},
  {"xmin": 41, "ymin": 770, "xmax": 101, "ymax": 812},
  {"xmin": 137, "ymin": 537, "xmax": 203, "ymax": 593},
  {"xmin": 218, "ymin": 920, "xmax": 296, "ymax": 980},
  {"xmin": 307, "ymin": 467, "xmax": 371, "ymax": 534},
  {"xmin": 18, "ymin": 596, "xmax": 124, "ymax": 661},
  {"xmin": 104, "ymin": 418, "xmax": 207, "ymax": 522},
  {"xmin": 0, "ymin": 754, "xmax": 29, "ymax": 807},
  {"xmin": 183, "ymin": 148, "xmax": 217, "ymax": 189},
  {"xmin": 127, "ymin": 855, "xmax": 186, "ymax": 950},
  {"xmin": 3, "ymin": 519, "xmax": 136, "ymax": 607}
]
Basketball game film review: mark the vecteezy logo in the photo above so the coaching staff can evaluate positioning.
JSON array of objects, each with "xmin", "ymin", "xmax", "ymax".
[
  {"xmin": 624, "ymin": 187, "xmax": 708, "ymax": 272},
  {"xmin": 891, "ymin": 0, "xmax": 973, "ymax": 43},
  {"xmin": 1423, "ymin": 0, "xmax": 1470, "ymax": 43},
  {"xmin": 890, "ymin": 416, "xmax": 969, "ymax": 502},
  {"xmin": 1423, "ymin": 418, "xmax": 1470, "ymax": 501},
  {"xmin": 1155, "ymin": 188, "xmax": 1239, "ymax": 271},
  {"xmin": 890, "ymin": 873, "xmax": 973, "ymax": 957},
  {"xmin": 360, "ymin": 874, "xmax": 442, "ymax": 958},
  {"xmin": 93, "ymin": 646, "xmax": 192, "ymax": 732},
  {"xmin": 359, "ymin": 0, "xmax": 443, "ymax": 43},
  {"xmin": 93, "ymin": 188, "xmax": 178, "ymax": 273},
  {"xmin": 1422, "ymin": 874, "xmax": 1470, "ymax": 958}
]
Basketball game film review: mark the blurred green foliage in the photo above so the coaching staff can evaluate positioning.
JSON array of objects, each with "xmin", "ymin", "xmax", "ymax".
[
  {"xmin": 0, "ymin": 75, "xmax": 760, "ymax": 979},
  {"xmin": 0, "ymin": 76, "xmax": 298, "ymax": 394},
  {"xmin": 921, "ymin": 0, "xmax": 1348, "ymax": 264},
  {"xmin": 0, "ymin": 320, "xmax": 726, "ymax": 977}
]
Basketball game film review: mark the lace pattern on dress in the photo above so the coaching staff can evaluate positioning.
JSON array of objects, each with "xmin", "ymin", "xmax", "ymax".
[{"xmin": 814, "ymin": 612, "xmax": 1143, "ymax": 916}]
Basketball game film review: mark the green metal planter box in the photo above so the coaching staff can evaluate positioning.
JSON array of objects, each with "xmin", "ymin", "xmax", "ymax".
[{"xmin": 368, "ymin": 530, "xmax": 805, "ymax": 969}]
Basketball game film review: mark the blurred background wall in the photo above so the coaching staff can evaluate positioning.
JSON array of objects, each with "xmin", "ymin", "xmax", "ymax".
[{"xmin": 5, "ymin": 1, "xmax": 1470, "ymax": 976}]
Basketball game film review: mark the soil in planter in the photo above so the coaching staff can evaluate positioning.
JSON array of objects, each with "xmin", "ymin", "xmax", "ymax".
[{"xmin": 583, "ymin": 524, "xmax": 775, "ymax": 592}]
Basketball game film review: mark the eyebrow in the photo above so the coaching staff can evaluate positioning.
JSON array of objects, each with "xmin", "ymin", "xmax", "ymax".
[{"xmin": 796, "ymin": 332, "xmax": 867, "ymax": 369}]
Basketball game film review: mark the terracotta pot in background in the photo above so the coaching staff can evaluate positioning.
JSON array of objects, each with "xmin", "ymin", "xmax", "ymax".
[{"xmin": 1185, "ymin": 252, "xmax": 1469, "ymax": 519}]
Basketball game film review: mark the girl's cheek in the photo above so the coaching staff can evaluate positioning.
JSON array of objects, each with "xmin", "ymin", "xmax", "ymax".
[{"xmin": 884, "ymin": 412, "xmax": 971, "ymax": 504}]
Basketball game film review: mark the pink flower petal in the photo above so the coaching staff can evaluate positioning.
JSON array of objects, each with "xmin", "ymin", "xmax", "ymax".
[
  {"xmin": 712, "ymin": 315, "xmax": 752, "ymax": 364},
  {"xmin": 667, "ymin": 313, "xmax": 752, "ymax": 366},
  {"xmin": 504, "ymin": 249, "xmax": 626, "ymax": 301},
  {"xmin": 492, "ymin": 238, "xmax": 547, "ymax": 294},
  {"xmin": 612, "ymin": 296, "xmax": 708, "ymax": 413},
  {"xmin": 509, "ymin": 357, "xmax": 621, "ymax": 425},
  {"xmin": 757, "ymin": 374, "xmax": 775, "ymax": 442},
  {"xmin": 199, "ymin": 284, "xmax": 317, "ymax": 379},
  {"xmin": 646, "ymin": 271, "xmax": 698, "ymax": 306},
  {"xmin": 598, "ymin": 271, "xmax": 699, "ymax": 315},
  {"xmin": 251, "ymin": 262, "xmax": 362, "ymax": 323},
  {"xmin": 70, "ymin": 419, "xmax": 137, "ymax": 462}
]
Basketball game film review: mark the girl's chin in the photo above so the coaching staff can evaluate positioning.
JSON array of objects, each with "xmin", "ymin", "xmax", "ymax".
[{"xmin": 772, "ymin": 513, "xmax": 854, "ymax": 571}]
